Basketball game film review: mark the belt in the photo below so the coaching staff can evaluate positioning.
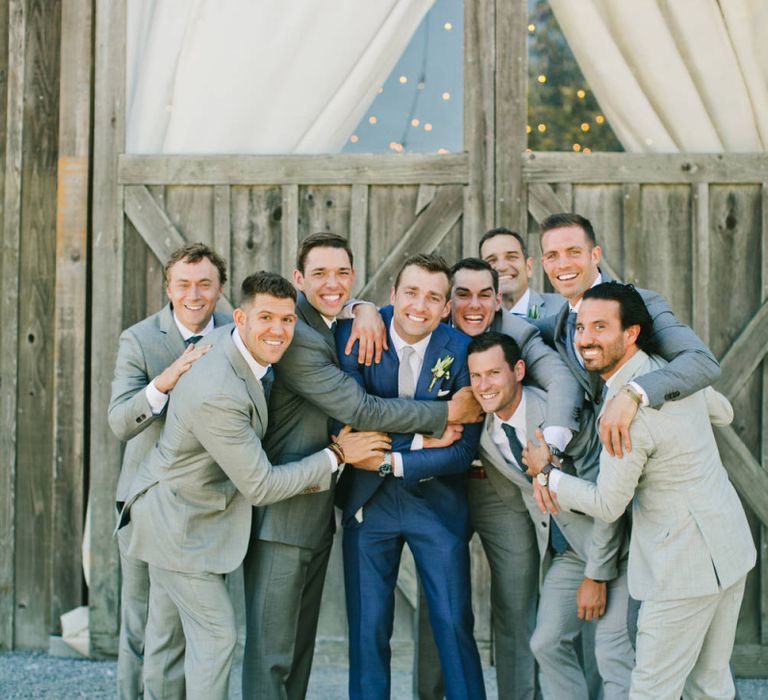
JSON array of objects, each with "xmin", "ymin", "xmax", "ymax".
[{"xmin": 468, "ymin": 465, "xmax": 487, "ymax": 480}]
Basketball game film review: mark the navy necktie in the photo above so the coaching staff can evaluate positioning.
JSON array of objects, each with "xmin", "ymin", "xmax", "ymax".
[
  {"xmin": 185, "ymin": 335, "xmax": 203, "ymax": 347},
  {"xmin": 261, "ymin": 366, "xmax": 275, "ymax": 403},
  {"xmin": 330, "ymin": 320, "xmax": 337, "ymax": 334},
  {"xmin": 501, "ymin": 423, "xmax": 525, "ymax": 470}
]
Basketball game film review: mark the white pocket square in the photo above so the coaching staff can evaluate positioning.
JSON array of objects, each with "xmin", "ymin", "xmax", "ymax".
[{"xmin": 437, "ymin": 389, "xmax": 450, "ymax": 397}]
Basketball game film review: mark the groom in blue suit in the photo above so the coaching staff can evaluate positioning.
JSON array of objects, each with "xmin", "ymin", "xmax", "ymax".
[{"xmin": 336, "ymin": 254, "xmax": 485, "ymax": 700}]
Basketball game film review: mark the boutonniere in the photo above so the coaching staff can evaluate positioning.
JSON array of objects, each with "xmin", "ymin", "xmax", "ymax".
[
  {"xmin": 528, "ymin": 304, "xmax": 540, "ymax": 320},
  {"xmin": 428, "ymin": 355, "xmax": 454, "ymax": 392}
]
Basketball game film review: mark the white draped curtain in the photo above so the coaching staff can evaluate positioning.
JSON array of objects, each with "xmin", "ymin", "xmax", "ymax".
[
  {"xmin": 126, "ymin": 0, "xmax": 434, "ymax": 154},
  {"xmin": 549, "ymin": 0, "xmax": 768, "ymax": 152}
]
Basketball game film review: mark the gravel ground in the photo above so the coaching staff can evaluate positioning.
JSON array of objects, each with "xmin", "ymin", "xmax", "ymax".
[{"xmin": 1, "ymin": 652, "xmax": 767, "ymax": 699}]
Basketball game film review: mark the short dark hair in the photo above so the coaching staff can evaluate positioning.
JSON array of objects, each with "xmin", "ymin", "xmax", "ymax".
[
  {"xmin": 164, "ymin": 242, "xmax": 228, "ymax": 286},
  {"xmin": 296, "ymin": 232, "xmax": 354, "ymax": 273},
  {"xmin": 240, "ymin": 271, "xmax": 297, "ymax": 306},
  {"xmin": 539, "ymin": 213, "xmax": 597, "ymax": 248},
  {"xmin": 450, "ymin": 257, "xmax": 499, "ymax": 293},
  {"xmin": 582, "ymin": 282, "xmax": 657, "ymax": 355},
  {"xmin": 468, "ymin": 331, "xmax": 522, "ymax": 369},
  {"xmin": 394, "ymin": 253, "xmax": 451, "ymax": 291},
  {"xmin": 479, "ymin": 227, "xmax": 528, "ymax": 258}
]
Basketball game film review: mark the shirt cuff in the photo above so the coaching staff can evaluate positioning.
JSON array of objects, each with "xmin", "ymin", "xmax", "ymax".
[
  {"xmin": 628, "ymin": 381, "xmax": 649, "ymax": 406},
  {"xmin": 542, "ymin": 426, "xmax": 572, "ymax": 453},
  {"xmin": 324, "ymin": 448, "xmax": 342, "ymax": 473},
  {"xmin": 392, "ymin": 452, "xmax": 404, "ymax": 478},
  {"xmin": 338, "ymin": 299, "xmax": 375, "ymax": 320},
  {"xmin": 411, "ymin": 434, "xmax": 424, "ymax": 450},
  {"xmin": 548, "ymin": 468, "xmax": 563, "ymax": 492},
  {"xmin": 145, "ymin": 380, "xmax": 169, "ymax": 415}
]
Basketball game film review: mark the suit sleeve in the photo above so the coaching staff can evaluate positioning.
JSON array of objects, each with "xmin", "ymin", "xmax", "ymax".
[
  {"xmin": 108, "ymin": 329, "xmax": 162, "ymax": 442},
  {"xmin": 633, "ymin": 290, "xmax": 721, "ymax": 407},
  {"xmin": 192, "ymin": 393, "xmax": 333, "ymax": 506},
  {"xmin": 502, "ymin": 313, "xmax": 582, "ymax": 431},
  {"xmin": 276, "ymin": 324, "xmax": 448, "ymax": 436},
  {"xmin": 399, "ymin": 357, "xmax": 481, "ymax": 483},
  {"xmin": 556, "ymin": 414, "xmax": 651, "ymax": 525}
]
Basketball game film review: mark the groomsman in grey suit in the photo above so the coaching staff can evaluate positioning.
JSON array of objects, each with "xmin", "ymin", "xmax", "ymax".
[
  {"xmin": 120, "ymin": 272, "xmax": 392, "ymax": 700},
  {"xmin": 467, "ymin": 331, "xmax": 633, "ymax": 700},
  {"xmin": 528, "ymin": 282, "xmax": 756, "ymax": 699},
  {"xmin": 528, "ymin": 213, "xmax": 723, "ymax": 697},
  {"xmin": 479, "ymin": 227, "xmax": 562, "ymax": 318},
  {"xmin": 242, "ymin": 234, "xmax": 483, "ymax": 700},
  {"xmin": 108, "ymin": 242, "xmax": 230, "ymax": 699}
]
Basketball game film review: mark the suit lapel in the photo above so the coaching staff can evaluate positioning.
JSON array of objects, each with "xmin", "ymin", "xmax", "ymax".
[
  {"xmin": 297, "ymin": 293, "xmax": 336, "ymax": 356},
  {"xmin": 524, "ymin": 387, "xmax": 547, "ymax": 445},
  {"xmin": 553, "ymin": 305, "xmax": 593, "ymax": 395},
  {"xmin": 415, "ymin": 324, "xmax": 451, "ymax": 398},
  {"xmin": 160, "ymin": 303, "xmax": 186, "ymax": 360},
  {"xmin": 480, "ymin": 415, "xmax": 531, "ymax": 490},
  {"xmin": 223, "ymin": 332, "xmax": 268, "ymax": 431}
]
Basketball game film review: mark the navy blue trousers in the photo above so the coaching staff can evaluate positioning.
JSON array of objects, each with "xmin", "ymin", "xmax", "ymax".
[{"xmin": 343, "ymin": 477, "xmax": 486, "ymax": 700}]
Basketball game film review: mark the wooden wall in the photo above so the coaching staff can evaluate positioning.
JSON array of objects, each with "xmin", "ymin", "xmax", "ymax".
[
  {"xmin": 0, "ymin": 0, "xmax": 91, "ymax": 651},
  {"xmin": 523, "ymin": 153, "xmax": 768, "ymax": 673}
]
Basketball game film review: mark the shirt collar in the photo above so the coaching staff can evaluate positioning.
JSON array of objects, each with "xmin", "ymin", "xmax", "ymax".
[
  {"xmin": 509, "ymin": 288, "xmax": 531, "ymax": 316},
  {"xmin": 569, "ymin": 272, "xmax": 603, "ymax": 313},
  {"xmin": 389, "ymin": 319, "xmax": 431, "ymax": 360},
  {"xmin": 492, "ymin": 391, "xmax": 527, "ymax": 433},
  {"xmin": 173, "ymin": 312, "xmax": 214, "ymax": 341},
  {"xmin": 231, "ymin": 328, "xmax": 270, "ymax": 381}
]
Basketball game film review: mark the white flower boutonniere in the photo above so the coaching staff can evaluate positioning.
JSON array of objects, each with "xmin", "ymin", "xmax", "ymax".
[
  {"xmin": 528, "ymin": 304, "xmax": 540, "ymax": 320},
  {"xmin": 428, "ymin": 355, "xmax": 454, "ymax": 392}
]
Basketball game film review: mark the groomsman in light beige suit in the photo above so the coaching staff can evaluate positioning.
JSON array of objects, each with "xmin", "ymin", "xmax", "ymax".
[
  {"xmin": 119, "ymin": 272, "xmax": 391, "ymax": 700},
  {"xmin": 527, "ymin": 282, "xmax": 756, "ymax": 700}
]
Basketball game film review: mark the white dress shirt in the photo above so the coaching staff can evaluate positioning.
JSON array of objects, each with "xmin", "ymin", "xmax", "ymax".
[{"xmin": 509, "ymin": 288, "xmax": 531, "ymax": 316}]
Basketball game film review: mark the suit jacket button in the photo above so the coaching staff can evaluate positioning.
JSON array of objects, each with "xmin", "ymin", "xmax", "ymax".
[
  {"xmin": 541, "ymin": 521, "xmax": 547, "ymax": 528},
  {"xmin": 136, "ymin": 415, "xmax": 146, "ymax": 423}
]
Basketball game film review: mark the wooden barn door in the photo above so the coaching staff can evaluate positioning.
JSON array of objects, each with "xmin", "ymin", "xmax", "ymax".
[
  {"xmin": 523, "ymin": 154, "xmax": 768, "ymax": 674},
  {"xmin": 89, "ymin": 0, "xmax": 526, "ymax": 662}
]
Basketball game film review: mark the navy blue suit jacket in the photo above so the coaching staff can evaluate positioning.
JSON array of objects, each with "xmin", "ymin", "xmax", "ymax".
[{"xmin": 335, "ymin": 306, "xmax": 481, "ymax": 539}]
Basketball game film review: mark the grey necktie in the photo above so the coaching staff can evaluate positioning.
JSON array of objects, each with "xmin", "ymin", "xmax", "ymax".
[
  {"xmin": 399, "ymin": 346, "xmax": 416, "ymax": 399},
  {"xmin": 566, "ymin": 310, "xmax": 577, "ymax": 341}
]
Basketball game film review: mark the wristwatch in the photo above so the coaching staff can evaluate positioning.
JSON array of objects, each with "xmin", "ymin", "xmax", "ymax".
[
  {"xmin": 536, "ymin": 462, "xmax": 557, "ymax": 487},
  {"xmin": 378, "ymin": 451, "xmax": 393, "ymax": 477}
]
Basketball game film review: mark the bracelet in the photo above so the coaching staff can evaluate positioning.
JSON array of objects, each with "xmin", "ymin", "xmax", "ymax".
[
  {"xmin": 327, "ymin": 442, "xmax": 345, "ymax": 465},
  {"xmin": 620, "ymin": 384, "xmax": 642, "ymax": 406}
]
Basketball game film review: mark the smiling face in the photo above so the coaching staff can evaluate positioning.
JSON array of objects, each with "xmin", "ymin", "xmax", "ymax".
[
  {"xmin": 234, "ymin": 293, "xmax": 297, "ymax": 367},
  {"xmin": 468, "ymin": 345, "xmax": 525, "ymax": 421},
  {"xmin": 576, "ymin": 298, "xmax": 639, "ymax": 378},
  {"xmin": 166, "ymin": 256, "xmax": 223, "ymax": 333},
  {"xmin": 480, "ymin": 233, "xmax": 533, "ymax": 307},
  {"xmin": 541, "ymin": 225, "xmax": 601, "ymax": 303},
  {"xmin": 450, "ymin": 268, "xmax": 501, "ymax": 337},
  {"xmin": 391, "ymin": 264, "xmax": 451, "ymax": 344},
  {"xmin": 293, "ymin": 245, "xmax": 355, "ymax": 320}
]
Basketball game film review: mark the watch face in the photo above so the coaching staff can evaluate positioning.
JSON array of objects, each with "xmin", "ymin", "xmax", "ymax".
[
  {"xmin": 378, "ymin": 462, "xmax": 392, "ymax": 477},
  {"xmin": 536, "ymin": 472, "xmax": 548, "ymax": 487}
]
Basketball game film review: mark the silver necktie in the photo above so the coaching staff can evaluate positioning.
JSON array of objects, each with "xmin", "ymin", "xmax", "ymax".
[{"xmin": 399, "ymin": 346, "xmax": 416, "ymax": 398}]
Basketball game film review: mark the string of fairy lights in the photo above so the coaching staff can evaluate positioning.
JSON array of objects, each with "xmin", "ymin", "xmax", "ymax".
[{"xmin": 343, "ymin": 0, "xmax": 621, "ymax": 155}]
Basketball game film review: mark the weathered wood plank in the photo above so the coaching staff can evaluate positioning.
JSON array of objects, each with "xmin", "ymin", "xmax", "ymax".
[
  {"xmin": 15, "ymin": 0, "xmax": 62, "ymax": 648},
  {"xmin": 89, "ymin": 0, "xmax": 126, "ymax": 657},
  {"xmin": 230, "ymin": 186, "xmax": 282, "ymax": 293},
  {"xmin": 118, "ymin": 153, "xmax": 470, "ymax": 186},
  {"xmin": 280, "ymin": 185, "xmax": 299, "ymax": 280},
  {"xmin": 691, "ymin": 183, "xmax": 710, "ymax": 344},
  {"xmin": 732, "ymin": 643, "xmax": 768, "ymax": 676},
  {"xmin": 462, "ymin": 0, "xmax": 494, "ymax": 253},
  {"xmin": 51, "ymin": 0, "xmax": 92, "ymax": 634},
  {"xmin": 621, "ymin": 184, "xmax": 642, "ymax": 285},
  {"xmin": 495, "ymin": 0, "xmax": 527, "ymax": 234},
  {"xmin": 717, "ymin": 301, "xmax": 768, "ymax": 401},
  {"xmin": 523, "ymin": 152, "xmax": 768, "ymax": 184},
  {"xmin": 573, "ymin": 185, "xmax": 624, "ymax": 282},
  {"xmin": 0, "ymin": 0, "xmax": 27, "ymax": 651},
  {"xmin": 297, "ymin": 186, "xmax": 352, "ymax": 242},
  {"xmin": 165, "ymin": 186, "xmax": 214, "ymax": 247},
  {"xmin": 715, "ymin": 426, "xmax": 768, "ymax": 532},
  {"xmin": 213, "ymin": 185, "xmax": 231, "ymax": 299},
  {"xmin": 762, "ymin": 182, "xmax": 768, "ymax": 647},
  {"xmin": 527, "ymin": 183, "xmax": 571, "ymax": 225},
  {"xmin": 360, "ymin": 185, "xmax": 464, "ymax": 304},
  {"xmin": 349, "ymin": 184, "xmax": 368, "ymax": 294},
  {"xmin": 415, "ymin": 184, "xmax": 436, "ymax": 216}
]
